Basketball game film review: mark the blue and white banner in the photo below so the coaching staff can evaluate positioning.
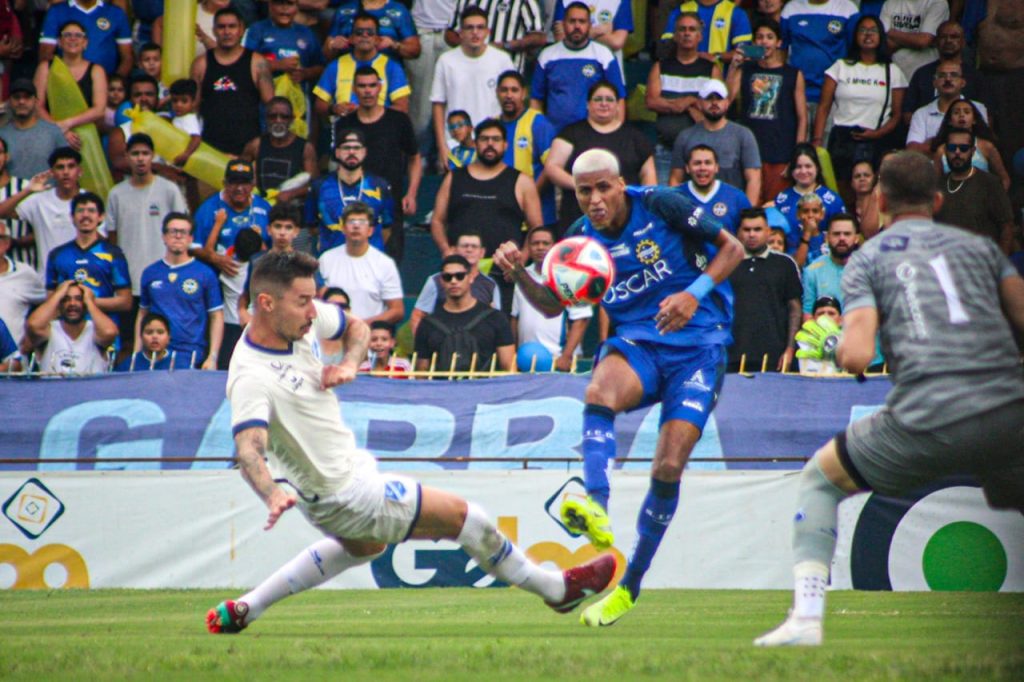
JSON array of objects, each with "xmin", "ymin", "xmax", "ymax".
[{"xmin": 0, "ymin": 373, "xmax": 891, "ymax": 470}]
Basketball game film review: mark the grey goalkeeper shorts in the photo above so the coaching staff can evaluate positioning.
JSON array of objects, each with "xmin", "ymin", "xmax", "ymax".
[{"xmin": 836, "ymin": 399, "xmax": 1024, "ymax": 511}]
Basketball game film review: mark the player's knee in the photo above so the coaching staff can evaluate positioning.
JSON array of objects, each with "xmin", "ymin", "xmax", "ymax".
[
  {"xmin": 584, "ymin": 380, "xmax": 615, "ymax": 408},
  {"xmin": 651, "ymin": 458, "xmax": 685, "ymax": 482}
]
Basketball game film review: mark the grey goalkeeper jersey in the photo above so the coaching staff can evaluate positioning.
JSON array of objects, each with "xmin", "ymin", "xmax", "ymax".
[{"xmin": 842, "ymin": 218, "xmax": 1024, "ymax": 430}]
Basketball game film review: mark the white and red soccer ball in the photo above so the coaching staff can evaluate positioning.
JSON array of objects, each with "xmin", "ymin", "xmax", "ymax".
[{"xmin": 542, "ymin": 236, "xmax": 615, "ymax": 307}]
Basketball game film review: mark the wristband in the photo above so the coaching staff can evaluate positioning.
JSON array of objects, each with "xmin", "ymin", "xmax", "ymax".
[
  {"xmin": 684, "ymin": 273, "xmax": 715, "ymax": 301},
  {"xmin": 800, "ymin": 238, "xmax": 810, "ymax": 245}
]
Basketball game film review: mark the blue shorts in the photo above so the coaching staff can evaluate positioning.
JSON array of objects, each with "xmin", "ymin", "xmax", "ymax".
[{"xmin": 600, "ymin": 337, "xmax": 725, "ymax": 430}]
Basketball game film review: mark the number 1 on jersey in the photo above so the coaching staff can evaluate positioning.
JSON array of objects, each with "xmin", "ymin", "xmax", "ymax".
[{"xmin": 928, "ymin": 254, "xmax": 971, "ymax": 324}]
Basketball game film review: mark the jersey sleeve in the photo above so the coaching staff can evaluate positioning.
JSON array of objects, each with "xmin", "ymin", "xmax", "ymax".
[
  {"xmin": 604, "ymin": 51, "xmax": 627, "ymax": 98},
  {"xmin": 39, "ymin": 7, "xmax": 60, "ymax": 44},
  {"xmin": 0, "ymin": 319, "xmax": 18, "ymax": 363},
  {"xmin": 395, "ymin": 5, "xmax": 417, "ymax": 40},
  {"xmin": 204, "ymin": 266, "xmax": 224, "ymax": 312},
  {"xmin": 229, "ymin": 374, "xmax": 273, "ymax": 436},
  {"xmin": 801, "ymin": 268, "xmax": 819, "ymax": 314},
  {"xmin": 314, "ymin": 60, "xmax": 339, "ymax": 103},
  {"xmin": 661, "ymin": 8, "xmax": 680, "ymax": 40},
  {"xmin": 840, "ymin": 249, "xmax": 876, "ymax": 313},
  {"xmin": 385, "ymin": 59, "xmax": 410, "ymax": 101},
  {"xmin": 553, "ymin": 0, "xmax": 566, "ymax": 22},
  {"xmin": 647, "ymin": 188, "xmax": 723, "ymax": 242},
  {"xmin": 312, "ymin": 298, "xmax": 347, "ymax": 340},
  {"xmin": 140, "ymin": 266, "xmax": 154, "ymax": 309},
  {"xmin": 44, "ymin": 250, "xmax": 58, "ymax": 289},
  {"xmin": 113, "ymin": 8, "xmax": 132, "ymax": 43},
  {"xmin": 492, "ymin": 310, "xmax": 515, "ymax": 347},
  {"xmin": 530, "ymin": 60, "xmax": 548, "ymax": 101},
  {"xmin": 242, "ymin": 23, "xmax": 261, "ymax": 51},
  {"xmin": 111, "ymin": 247, "xmax": 131, "ymax": 290},
  {"xmin": 414, "ymin": 276, "xmax": 438, "ymax": 313},
  {"xmin": 613, "ymin": 0, "xmax": 634, "ymax": 31},
  {"xmin": 729, "ymin": 6, "xmax": 753, "ymax": 46}
]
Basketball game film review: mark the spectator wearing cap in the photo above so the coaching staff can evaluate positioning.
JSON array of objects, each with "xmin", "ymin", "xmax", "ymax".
[
  {"xmin": 0, "ymin": 79, "xmax": 67, "ymax": 178},
  {"xmin": 106, "ymin": 133, "xmax": 188, "ymax": 338},
  {"xmin": 727, "ymin": 207, "xmax": 801, "ymax": 372},
  {"xmin": 38, "ymin": 0, "xmax": 133, "ymax": 78},
  {"xmin": 670, "ymin": 78, "xmax": 762, "ymax": 205},
  {"xmin": 315, "ymin": 128, "xmax": 396, "ymax": 254},
  {"xmin": 0, "ymin": 147, "xmax": 90, "ymax": 274},
  {"xmin": 191, "ymin": 159, "xmax": 272, "ymax": 279}
]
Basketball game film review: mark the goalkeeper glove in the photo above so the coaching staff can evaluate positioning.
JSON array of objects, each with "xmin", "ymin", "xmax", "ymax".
[{"xmin": 795, "ymin": 316, "xmax": 843, "ymax": 362}]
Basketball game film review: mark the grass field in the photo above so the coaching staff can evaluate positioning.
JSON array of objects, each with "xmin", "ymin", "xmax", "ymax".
[{"xmin": 1, "ymin": 589, "xmax": 1022, "ymax": 681}]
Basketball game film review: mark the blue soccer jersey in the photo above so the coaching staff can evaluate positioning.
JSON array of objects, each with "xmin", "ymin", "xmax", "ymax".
[
  {"xmin": 662, "ymin": 0, "xmax": 751, "ymax": 53},
  {"xmin": 40, "ymin": 1, "xmax": 132, "ymax": 75},
  {"xmin": 114, "ymin": 350, "xmax": 197, "ymax": 372},
  {"xmin": 502, "ymin": 109, "xmax": 557, "ymax": 224},
  {"xmin": 570, "ymin": 186, "xmax": 733, "ymax": 349},
  {"xmin": 46, "ymin": 238, "xmax": 131, "ymax": 299},
  {"xmin": 553, "ymin": 0, "xmax": 634, "ymax": 32},
  {"xmin": 0, "ymin": 318, "xmax": 17, "ymax": 364},
  {"xmin": 314, "ymin": 53, "xmax": 410, "ymax": 108},
  {"xmin": 315, "ymin": 173, "xmax": 393, "ymax": 253},
  {"xmin": 781, "ymin": 0, "xmax": 859, "ymax": 102},
  {"xmin": 329, "ymin": 0, "xmax": 417, "ymax": 52},
  {"xmin": 243, "ymin": 19, "xmax": 325, "ymax": 69},
  {"xmin": 675, "ymin": 180, "xmax": 751, "ymax": 235},
  {"xmin": 140, "ymin": 258, "xmax": 224, "ymax": 357},
  {"xmin": 773, "ymin": 185, "xmax": 846, "ymax": 257},
  {"xmin": 531, "ymin": 40, "xmax": 626, "ymax": 132},
  {"xmin": 193, "ymin": 193, "xmax": 272, "ymax": 254}
]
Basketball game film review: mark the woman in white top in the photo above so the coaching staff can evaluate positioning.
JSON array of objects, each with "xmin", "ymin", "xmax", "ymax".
[{"xmin": 812, "ymin": 14, "xmax": 907, "ymax": 198}]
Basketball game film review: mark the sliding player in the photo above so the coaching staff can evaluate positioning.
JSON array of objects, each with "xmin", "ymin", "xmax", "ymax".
[
  {"xmin": 756, "ymin": 151, "xmax": 1024, "ymax": 646},
  {"xmin": 494, "ymin": 148, "xmax": 743, "ymax": 626},
  {"xmin": 207, "ymin": 251, "xmax": 615, "ymax": 633}
]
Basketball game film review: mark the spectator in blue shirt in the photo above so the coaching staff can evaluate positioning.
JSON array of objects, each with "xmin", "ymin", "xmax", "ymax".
[
  {"xmin": 801, "ymin": 212, "xmax": 859, "ymax": 318},
  {"xmin": 45, "ymin": 191, "xmax": 132, "ymax": 324},
  {"xmin": 138, "ymin": 212, "xmax": 224, "ymax": 370},
  {"xmin": 39, "ymin": 0, "xmax": 133, "ymax": 77},
  {"xmin": 781, "ymin": 0, "xmax": 859, "ymax": 122},
  {"xmin": 661, "ymin": 0, "xmax": 753, "ymax": 63},
  {"xmin": 530, "ymin": 2, "xmax": 626, "ymax": 132},
  {"xmin": 325, "ymin": 0, "xmax": 420, "ymax": 61},
  {"xmin": 192, "ymin": 159, "xmax": 272, "ymax": 278},
  {"xmin": 0, "ymin": 317, "xmax": 18, "ymax": 372},
  {"xmin": 243, "ymin": 0, "xmax": 326, "ymax": 90},
  {"xmin": 115, "ymin": 311, "xmax": 196, "ymax": 371},
  {"xmin": 773, "ymin": 143, "xmax": 847, "ymax": 253},
  {"xmin": 673, "ymin": 144, "xmax": 751, "ymax": 234},
  {"xmin": 553, "ymin": 0, "xmax": 633, "ymax": 55}
]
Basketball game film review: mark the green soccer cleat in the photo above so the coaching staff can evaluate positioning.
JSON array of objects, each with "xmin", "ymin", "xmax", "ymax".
[
  {"xmin": 206, "ymin": 600, "xmax": 249, "ymax": 634},
  {"xmin": 560, "ymin": 496, "xmax": 614, "ymax": 550},
  {"xmin": 580, "ymin": 585, "xmax": 635, "ymax": 627}
]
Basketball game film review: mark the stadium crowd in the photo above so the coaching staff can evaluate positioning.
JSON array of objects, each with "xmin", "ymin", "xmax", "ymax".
[{"xmin": 0, "ymin": 0, "xmax": 1022, "ymax": 377}]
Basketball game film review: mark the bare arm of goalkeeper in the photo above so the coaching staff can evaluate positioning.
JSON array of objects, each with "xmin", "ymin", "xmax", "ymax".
[
  {"xmin": 836, "ymin": 307, "xmax": 879, "ymax": 376},
  {"xmin": 234, "ymin": 426, "xmax": 296, "ymax": 531},
  {"xmin": 493, "ymin": 241, "xmax": 564, "ymax": 318}
]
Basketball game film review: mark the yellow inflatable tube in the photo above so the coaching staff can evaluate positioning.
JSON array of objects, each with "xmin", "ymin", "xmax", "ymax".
[
  {"xmin": 161, "ymin": 0, "xmax": 197, "ymax": 86},
  {"xmin": 46, "ymin": 57, "xmax": 114, "ymax": 197},
  {"xmin": 125, "ymin": 108, "xmax": 232, "ymax": 190}
]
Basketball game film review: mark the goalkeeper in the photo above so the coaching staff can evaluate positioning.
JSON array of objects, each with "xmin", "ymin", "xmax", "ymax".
[{"xmin": 756, "ymin": 151, "xmax": 1024, "ymax": 647}]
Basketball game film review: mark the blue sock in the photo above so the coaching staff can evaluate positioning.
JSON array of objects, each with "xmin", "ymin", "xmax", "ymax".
[
  {"xmin": 582, "ymin": 404, "xmax": 616, "ymax": 510},
  {"xmin": 621, "ymin": 478, "xmax": 680, "ymax": 600}
]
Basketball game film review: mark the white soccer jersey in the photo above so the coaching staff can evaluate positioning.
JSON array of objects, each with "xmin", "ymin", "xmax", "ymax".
[{"xmin": 227, "ymin": 299, "xmax": 374, "ymax": 498}]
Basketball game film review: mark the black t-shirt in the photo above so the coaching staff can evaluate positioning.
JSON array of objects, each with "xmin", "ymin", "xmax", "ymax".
[
  {"xmin": 727, "ymin": 251, "xmax": 803, "ymax": 370},
  {"xmin": 936, "ymin": 169, "xmax": 1013, "ymax": 244},
  {"xmin": 335, "ymin": 110, "xmax": 418, "ymax": 197},
  {"xmin": 737, "ymin": 62, "xmax": 799, "ymax": 164},
  {"xmin": 557, "ymin": 121, "xmax": 655, "ymax": 228},
  {"xmin": 414, "ymin": 300, "xmax": 514, "ymax": 372}
]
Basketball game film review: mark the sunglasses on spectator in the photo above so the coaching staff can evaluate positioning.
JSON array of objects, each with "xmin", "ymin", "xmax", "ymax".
[
  {"xmin": 441, "ymin": 271, "xmax": 469, "ymax": 282},
  {"xmin": 945, "ymin": 143, "xmax": 973, "ymax": 153},
  {"xmin": 353, "ymin": 28, "xmax": 377, "ymax": 36}
]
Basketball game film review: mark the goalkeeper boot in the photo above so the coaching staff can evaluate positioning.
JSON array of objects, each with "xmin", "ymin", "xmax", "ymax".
[
  {"xmin": 206, "ymin": 600, "xmax": 249, "ymax": 634},
  {"xmin": 753, "ymin": 611, "xmax": 823, "ymax": 647},
  {"xmin": 546, "ymin": 553, "xmax": 617, "ymax": 614},
  {"xmin": 580, "ymin": 584, "xmax": 635, "ymax": 627},
  {"xmin": 560, "ymin": 496, "xmax": 614, "ymax": 550}
]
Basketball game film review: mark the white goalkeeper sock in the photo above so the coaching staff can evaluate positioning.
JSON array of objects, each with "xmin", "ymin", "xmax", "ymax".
[
  {"xmin": 457, "ymin": 502, "xmax": 565, "ymax": 603},
  {"xmin": 240, "ymin": 538, "xmax": 381, "ymax": 622},
  {"xmin": 792, "ymin": 561, "xmax": 830, "ymax": 620}
]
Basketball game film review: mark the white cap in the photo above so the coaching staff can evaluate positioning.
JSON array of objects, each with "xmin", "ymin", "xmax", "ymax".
[{"xmin": 698, "ymin": 79, "xmax": 728, "ymax": 99}]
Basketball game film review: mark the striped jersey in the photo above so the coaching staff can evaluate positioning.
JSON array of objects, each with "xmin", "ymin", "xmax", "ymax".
[{"xmin": 449, "ymin": 0, "xmax": 545, "ymax": 71}]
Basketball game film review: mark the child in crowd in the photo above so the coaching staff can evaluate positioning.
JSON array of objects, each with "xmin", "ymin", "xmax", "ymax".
[
  {"xmin": 359, "ymin": 320, "xmax": 412, "ymax": 376},
  {"xmin": 797, "ymin": 296, "xmax": 842, "ymax": 376},
  {"xmin": 169, "ymin": 79, "xmax": 202, "ymax": 168},
  {"xmin": 138, "ymin": 42, "xmax": 170, "ymax": 108},
  {"xmin": 114, "ymin": 312, "xmax": 195, "ymax": 371},
  {"xmin": 104, "ymin": 74, "xmax": 127, "ymax": 131},
  {"xmin": 793, "ymin": 193, "xmax": 827, "ymax": 267},
  {"xmin": 446, "ymin": 110, "xmax": 475, "ymax": 170},
  {"xmin": 767, "ymin": 227, "xmax": 787, "ymax": 252}
]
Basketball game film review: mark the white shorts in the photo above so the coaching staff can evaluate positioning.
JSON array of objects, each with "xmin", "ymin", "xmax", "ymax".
[{"xmin": 297, "ymin": 459, "xmax": 422, "ymax": 543}]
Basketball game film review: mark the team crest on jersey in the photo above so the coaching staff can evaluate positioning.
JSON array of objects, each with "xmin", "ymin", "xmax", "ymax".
[
  {"xmin": 712, "ymin": 202, "xmax": 728, "ymax": 217},
  {"xmin": 685, "ymin": 369, "xmax": 711, "ymax": 391},
  {"xmin": 582, "ymin": 64, "xmax": 596, "ymax": 78},
  {"xmin": 823, "ymin": 192, "xmax": 835, "ymax": 204},
  {"xmin": 381, "ymin": 16, "xmax": 393, "ymax": 27},
  {"xmin": 168, "ymin": 272, "xmax": 178, "ymax": 283},
  {"xmin": 516, "ymin": 135, "xmax": 529, "ymax": 149},
  {"xmin": 212, "ymin": 76, "xmax": 238, "ymax": 92},
  {"xmin": 96, "ymin": 17, "xmax": 110, "ymax": 31},
  {"xmin": 715, "ymin": 18, "xmax": 726, "ymax": 29},
  {"xmin": 74, "ymin": 268, "xmax": 88, "ymax": 283},
  {"xmin": 828, "ymin": 19, "xmax": 843, "ymax": 34},
  {"xmin": 598, "ymin": 10, "xmax": 613, "ymax": 23},
  {"xmin": 182, "ymin": 278, "xmax": 199, "ymax": 295},
  {"xmin": 636, "ymin": 239, "xmax": 660, "ymax": 265},
  {"xmin": 297, "ymin": 39, "xmax": 308, "ymax": 49}
]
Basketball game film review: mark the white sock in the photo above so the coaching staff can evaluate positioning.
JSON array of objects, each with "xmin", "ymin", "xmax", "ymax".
[
  {"xmin": 240, "ymin": 538, "xmax": 381, "ymax": 622},
  {"xmin": 792, "ymin": 561, "xmax": 830, "ymax": 620},
  {"xmin": 457, "ymin": 502, "xmax": 565, "ymax": 603}
]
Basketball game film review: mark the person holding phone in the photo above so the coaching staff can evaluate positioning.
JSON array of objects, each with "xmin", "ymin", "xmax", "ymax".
[{"xmin": 727, "ymin": 19, "xmax": 807, "ymax": 203}]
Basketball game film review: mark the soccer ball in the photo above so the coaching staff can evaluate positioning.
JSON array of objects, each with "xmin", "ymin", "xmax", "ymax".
[{"xmin": 542, "ymin": 236, "xmax": 615, "ymax": 307}]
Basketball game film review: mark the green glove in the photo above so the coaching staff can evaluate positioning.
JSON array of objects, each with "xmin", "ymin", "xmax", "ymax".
[{"xmin": 795, "ymin": 316, "xmax": 843, "ymax": 362}]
